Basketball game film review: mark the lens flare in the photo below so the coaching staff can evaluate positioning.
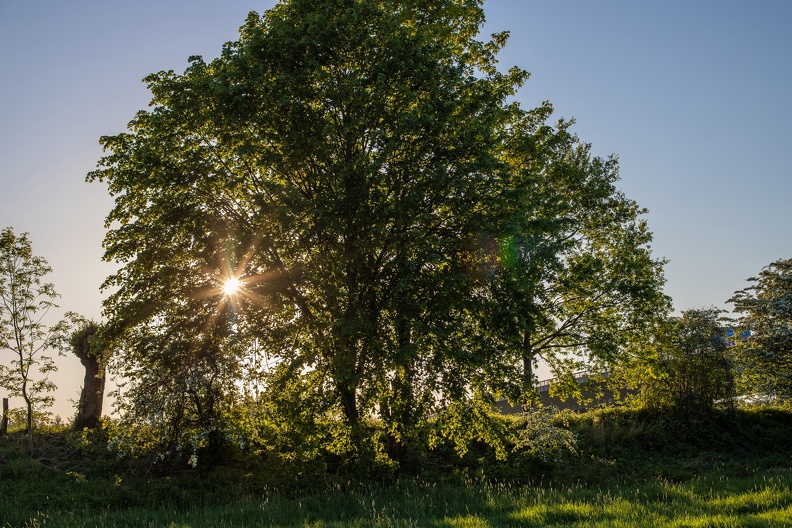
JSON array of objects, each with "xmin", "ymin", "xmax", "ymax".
[{"xmin": 223, "ymin": 277, "xmax": 241, "ymax": 295}]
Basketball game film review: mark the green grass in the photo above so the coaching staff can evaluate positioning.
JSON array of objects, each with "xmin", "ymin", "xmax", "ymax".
[
  {"xmin": 3, "ymin": 406, "xmax": 792, "ymax": 527},
  {"xmin": 7, "ymin": 473, "xmax": 792, "ymax": 527}
]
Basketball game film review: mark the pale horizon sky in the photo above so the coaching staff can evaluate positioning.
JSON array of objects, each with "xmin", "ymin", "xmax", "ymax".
[{"xmin": 2, "ymin": 1, "xmax": 791, "ymax": 420}]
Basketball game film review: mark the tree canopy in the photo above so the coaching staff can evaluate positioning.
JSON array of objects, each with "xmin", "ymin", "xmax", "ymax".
[
  {"xmin": 0, "ymin": 227, "xmax": 61, "ymax": 449},
  {"xmin": 89, "ymin": 0, "xmax": 667, "ymax": 461},
  {"xmin": 476, "ymin": 120, "xmax": 669, "ymax": 406},
  {"xmin": 730, "ymin": 258, "xmax": 792, "ymax": 398}
]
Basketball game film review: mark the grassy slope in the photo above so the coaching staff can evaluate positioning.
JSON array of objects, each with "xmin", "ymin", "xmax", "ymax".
[
  {"xmin": 2, "ymin": 406, "xmax": 791, "ymax": 527},
  {"xmin": 9, "ymin": 474, "xmax": 792, "ymax": 527}
]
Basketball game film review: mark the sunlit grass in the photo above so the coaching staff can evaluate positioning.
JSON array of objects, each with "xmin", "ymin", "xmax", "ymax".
[
  {"xmin": 8, "ymin": 473, "xmax": 792, "ymax": 527},
  {"xmin": 5, "ymin": 407, "xmax": 792, "ymax": 527}
]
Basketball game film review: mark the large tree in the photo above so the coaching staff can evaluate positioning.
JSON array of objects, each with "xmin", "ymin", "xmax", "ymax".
[
  {"xmin": 91, "ymin": 0, "xmax": 523, "ymax": 453},
  {"xmin": 89, "ymin": 0, "xmax": 667, "ymax": 459},
  {"xmin": 729, "ymin": 258, "xmax": 792, "ymax": 397},
  {"xmin": 468, "ymin": 111, "xmax": 669, "ymax": 407},
  {"xmin": 0, "ymin": 228, "xmax": 61, "ymax": 450}
]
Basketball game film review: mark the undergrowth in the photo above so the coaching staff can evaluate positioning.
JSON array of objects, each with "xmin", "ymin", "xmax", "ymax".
[{"xmin": 1, "ymin": 405, "xmax": 791, "ymax": 527}]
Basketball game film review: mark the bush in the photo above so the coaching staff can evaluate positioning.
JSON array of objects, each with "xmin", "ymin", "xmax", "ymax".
[{"xmin": 639, "ymin": 309, "xmax": 735, "ymax": 418}]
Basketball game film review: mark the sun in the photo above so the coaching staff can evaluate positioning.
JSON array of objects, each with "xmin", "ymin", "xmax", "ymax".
[{"xmin": 222, "ymin": 277, "xmax": 241, "ymax": 296}]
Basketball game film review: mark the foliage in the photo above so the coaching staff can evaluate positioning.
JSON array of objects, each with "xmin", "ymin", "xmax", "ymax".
[
  {"xmin": 730, "ymin": 258, "xmax": 792, "ymax": 397},
  {"xmin": 512, "ymin": 407, "xmax": 578, "ymax": 462},
  {"xmin": 0, "ymin": 227, "xmax": 64, "ymax": 450},
  {"xmin": 431, "ymin": 400, "xmax": 512, "ymax": 461},
  {"xmin": 65, "ymin": 315, "xmax": 107, "ymax": 365},
  {"xmin": 107, "ymin": 330, "xmax": 241, "ymax": 464},
  {"xmin": 477, "ymin": 121, "xmax": 670, "ymax": 406},
  {"xmin": 89, "ymin": 0, "xmax": 508, "ymax": 459},
  {"xmin": 428, "ymin": 405, "xmax": 578, "ymax": 465},
  {"xmin": 88, "ymin": 0, "xmax": 667, "ymax": 461},
  {"xmin": 633, "ymin": 308, "xmax": 736, "ymax": 417}
]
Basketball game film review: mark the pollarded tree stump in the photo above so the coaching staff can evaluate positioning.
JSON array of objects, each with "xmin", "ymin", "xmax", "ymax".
[{"xmin": 71, "ymin": 324, "xmax": 106, "ymax": 430}]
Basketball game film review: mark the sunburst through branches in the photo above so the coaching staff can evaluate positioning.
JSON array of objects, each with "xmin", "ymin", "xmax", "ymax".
[
  {"xmin": 187, "ymin": 233, "xmax": 274, "ymax": 332},
  {"xmin": 222, "ymin": 277, "xmax": 241, "ymax": 296}
]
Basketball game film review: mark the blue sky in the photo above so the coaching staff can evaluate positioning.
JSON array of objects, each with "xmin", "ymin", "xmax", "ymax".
[{"xmin": 1, "ymin": 1, "xmax": 791, "ymax": 419}]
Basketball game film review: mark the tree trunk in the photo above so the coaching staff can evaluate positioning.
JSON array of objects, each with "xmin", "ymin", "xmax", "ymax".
[
  {"xmin": 24, "ymin": 393, "xmax": 33, "ymax": 451},
  {"xmin": 339, "ymin": 384, "xmax": 363, "ymax": 452},
  {"xmin": 74, "ymin": 354, "xmax": 105, "ymax": 430},
  {"xmin": 386, "ymin": 318, "xmax": 414, "ymax": 461},
  {"xmin": 1, "ymin": 398, "xmax": 8, "ymax": 437},
  {"xmin": 340, "ymin": 385, "xmax": 359, "ymax": 428},
  {"xmin": 522, "ymin": 330, "xmax": 536, "ymax": 410},
  {"xmin": 72, "ymin": 324, "xmax": 106, "ymax": 430}
]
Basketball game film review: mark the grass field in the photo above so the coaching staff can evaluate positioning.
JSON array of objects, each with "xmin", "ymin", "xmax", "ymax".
[
  {"xmin": 7, "ymin": 472, "xmax": 792, "ymax": 527},
  {"xmin": 3, "ymin": 406, "xmax": 792, "ymax": 527}
]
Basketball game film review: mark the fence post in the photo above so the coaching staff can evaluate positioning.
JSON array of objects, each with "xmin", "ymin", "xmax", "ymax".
[{"xmin": 1, "ymin": 398, "xmax": 8, "ymax": 437}]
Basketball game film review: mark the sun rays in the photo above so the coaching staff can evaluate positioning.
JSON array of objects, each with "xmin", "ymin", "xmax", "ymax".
[
  {"xmin": 222, "ymin": 277, "xmax": 241, "ymax": 296},
  {"xmin": 185, "ymin": 232, "xmax": 277, "ymax": 336}
]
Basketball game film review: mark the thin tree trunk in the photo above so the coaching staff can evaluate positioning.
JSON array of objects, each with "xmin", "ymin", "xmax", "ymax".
[
  {"xmin": 522, "ymin": 330, "xmax": 536, "ymax": 411},
  {"xmin": 339, "ymin": 384, "xmax": 362, "ymax": 452},
  {"xmin": 1, "ymin": 398, "xmax": 8, "ymax": 437},
  {"xmin": 24, "ymin": 394, "xmax": 33, "ymax": 451},
  {"xmin": 340, "ymin": 385, "xmax": 359, "ymax": 427}
]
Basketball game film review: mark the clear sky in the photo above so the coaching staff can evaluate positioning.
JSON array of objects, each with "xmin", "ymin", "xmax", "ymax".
[{"xmin": 1, "ymin": 1, "xmax": 790, "ymax": 420}]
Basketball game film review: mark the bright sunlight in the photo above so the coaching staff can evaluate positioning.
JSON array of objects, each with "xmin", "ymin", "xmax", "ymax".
[{"xmin": 223, "ymin": 277, "xmax": 241, "ymax": 296}]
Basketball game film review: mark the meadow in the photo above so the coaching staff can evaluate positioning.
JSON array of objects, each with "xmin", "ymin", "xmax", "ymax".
[
  {"xmin": 3, "ymin": 406, "xmax": 792, "ymax": 527},
  {"xmin": 7, "ymin": 472, "xmax": 792, "ymax": 527}
]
